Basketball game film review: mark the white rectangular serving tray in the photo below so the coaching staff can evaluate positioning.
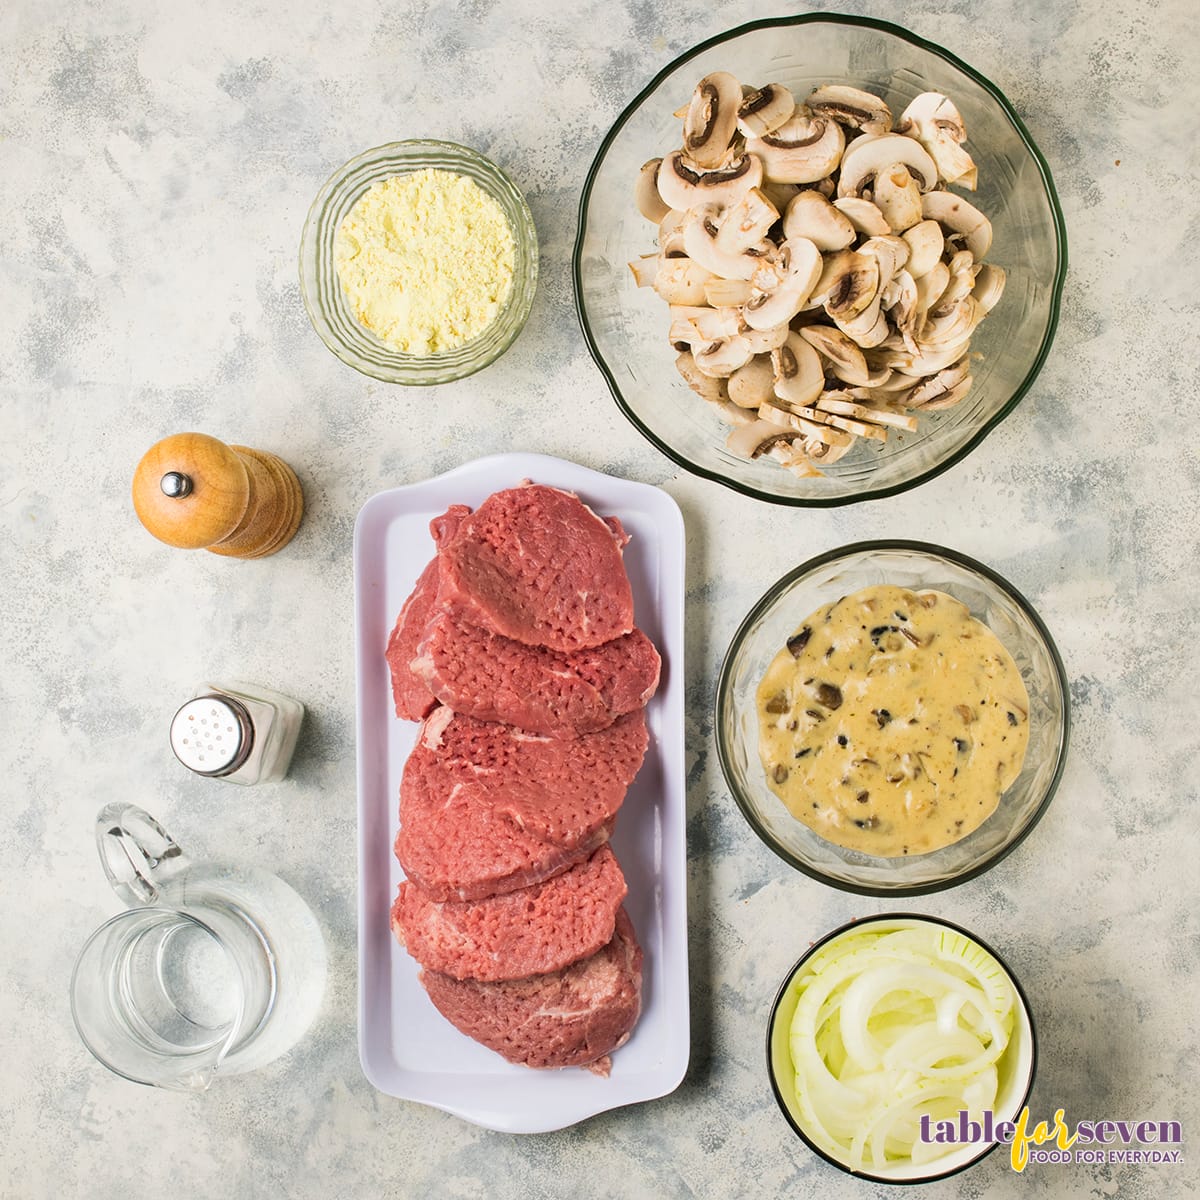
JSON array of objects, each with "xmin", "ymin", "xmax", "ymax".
[{"xmin": 354, "ymin": 452, "xmax": 689, "ymax": 1132}]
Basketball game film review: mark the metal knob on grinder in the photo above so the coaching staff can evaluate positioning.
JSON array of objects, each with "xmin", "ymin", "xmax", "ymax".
[{"xmin": 132, "ymin": 432, "xmax": 304, "ymax": 558}]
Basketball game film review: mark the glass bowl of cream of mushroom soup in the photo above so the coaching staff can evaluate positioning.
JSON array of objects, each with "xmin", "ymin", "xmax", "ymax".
[
  {"xmin": 573, "ymin": 14, "xmax": 1067, "ymax": 505},
  {"xmin": 301, "ymin": 140, "xmax": 538, "ymax": 385},
  {"xmin": 715, "ymin": 542, "xmax": 1070, "ymax": 894}
]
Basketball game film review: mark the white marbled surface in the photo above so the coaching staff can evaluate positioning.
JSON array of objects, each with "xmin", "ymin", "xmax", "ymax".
[{"xmin": 2, "ymin": 1, "xmax": 1198, "ymax": 1197}]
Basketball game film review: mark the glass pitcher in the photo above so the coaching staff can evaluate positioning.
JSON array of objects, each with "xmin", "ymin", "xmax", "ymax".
[{"xmin": 70, "ymin": 803, "xmax": 327, "ymax": 1090}]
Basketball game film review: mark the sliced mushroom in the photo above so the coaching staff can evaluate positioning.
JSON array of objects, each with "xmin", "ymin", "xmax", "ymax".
[
  {"xmin": 675, "ymin": 349, "xmax": 729, "ymax": 401},
  {"xmin": 682, "ymin": 204, "xmax": 772, "ymax": 280},
  {"xmin": 782, "ymin": 190, "xmax": 856, "ymax": 251},
  {"xmin": 798, "ymin": 324, "xmax": 870, "ymax": 386},
  {"xmin": 628, "ymin": 255, "xmax": 658, "ymax": 288},
  {"xmin": 737, "ymin": 83, "xmax": 796, "ymax": 138},
  {"xmin": 714, "ymin": 187, "xmax": 780, "ymax": 252},
  {"xmin": 901, "ymin": 219, "xmax": 945, "ymax": 278},
  {"xmin": 972, "ymin": 263, "xmax": 1006, "ymax": 313},
  {"xmin": 832, "ymin": 298, "xmax": 890, "ymax": 349},
  {"xmin": 743, "ymin": 237, "xmax": 822, "ymax": 330},
  {"xmin": 746, "ymin": 111, "xmax": 845, "ymax": 183},
  {"xmin": 740, "ymin": 323, "xmax": 791, "ymax": 354},
  {"xmin": 806, "ymin": 85, "xmax": 893, "ymax": 136},
  {"xmin": 728, "ymin": 354, "xmax": 776, "ymax": 408},
  {"xmin": 878, "ymin": 337, "xmax": 973, "ymax": 377},
  {"xmin": 771, "ymin": 331, "xmax": 824, "ymax": 407},
  {"xmin": 802, "ymin": 435, "xmax": 852, "ymax": 465},
  {"xmin": 635, "ymin": 159, "xmax": 671, "ymax": 223},
  {"xmin": 910, "ymin": 374, "xmax": 972, "ymax": 411},
  {"xmin": 683, "ymin": 71, "xmax": 742, "ymax": 169},
  {"xmin": 704, "ymin": 277, "xmax": 754, "ymax": 307},
  {"xmin": 881, "ymin": 269, "xmax": 920, "ymax": 352},
  {"xmin": 931, "ymin": 250, "xmax": 979, "ymax": 316},
  {"xmin": 904, "ymin": 356, "xmax": 972, "ymax": 409},
  {"xmin": 667, "ymin": 304, "xmax": 742, "ymax": 344},
  {"xmin": 824, "ymin": 251, "xmax": 880, "ymax": 322},
  {"xmin": 694, "ymin": 336, "xmax": 754, "ymax": 377},
  {"xmin": 657, "ymin": 150, "xmax": 763, "ymax": 211},
  {"xmin": 921, "ymin": 191, "xmax": 992, "ymax": 259},
  {"xmin": 897, "ymin": 92, "xmax": 977, "ymax": 190},
  {"xmin": 913, "ymin": 259, "xmax": 951, "ymax": 319},
  {"xmin": 872, "ymin": 164, "xmax": 923, "ymax": 232},
  {"xmin": 725, "ymin": 418, "xmax": 797, "ymax": 458},
  {"xmin": 857, "ymin": 235, "xmax": 910, "ymax": 289},
  {"xmin": 919, "ymin": 295, "xmax": 981, "ymax": 348},
  {"xmin": 652, "ymin": 257, "xmax": 714, "ymax": 305},
  {"xmin": 832, "ymin": 196, "xmax": 891, "ymax": 237},
  {"xmin": 837, "ymin": 133, "xmax": 939, "ymax": 197},
  {"xmin": 759, "ymin": 180, "xmax": 801, "ymax": 214},
  {"xmin": 815, "ymin": 394, "xmax": 919, "ymax": 432}
]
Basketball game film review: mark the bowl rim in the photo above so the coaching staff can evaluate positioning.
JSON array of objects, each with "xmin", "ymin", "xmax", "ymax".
[
  {"xmin": 571, "ymin": 11, "xmax": 1070, "ymax": 506},
  {"xmin": 765, "ymin": 911, "xmax": 1040, "ymax": 1184},
  {"xmin": 299, "ymin": 138, "xmax": 539, "ymax": 386},
  {"xmin": 714, "ymin": 538, "xmax": 1072, "ymax": 895}
]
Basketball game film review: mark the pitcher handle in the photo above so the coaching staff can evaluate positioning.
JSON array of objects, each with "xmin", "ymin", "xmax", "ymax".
[{"xmin": 96, "ymin": 804, "xmax": 191, "ymax": 907}]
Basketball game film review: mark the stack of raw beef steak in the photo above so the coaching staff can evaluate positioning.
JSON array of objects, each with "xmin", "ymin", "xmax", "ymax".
[{"xmin": 386, "ymin": 484, "xmax": 661, "ymax": 1075}]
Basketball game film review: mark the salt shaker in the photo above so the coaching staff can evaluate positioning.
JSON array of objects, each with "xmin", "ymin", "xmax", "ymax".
[{"xmin": 170, "ymin": 683, "xmax": 304, "ymax": 785}]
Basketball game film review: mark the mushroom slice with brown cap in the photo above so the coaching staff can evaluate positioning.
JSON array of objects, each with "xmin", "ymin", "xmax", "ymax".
[
  {"xmin": 715, "ymin": 187, "xmax": 780, "ymax": 252},
  {"xmin": 919, "ymin": 295, "xmax": 981, "ymax": 348},
  {"xmin": 824, "ymin": 251, "xmax": 881, "ymax": 322},
  {"xmin": 806, "ymin": 85, "xmax": 893, "ymax": 136},
  {"xmin": 737, "ymin": 83, "xmax": 796, "ymax": 138},
  {"xmin": 683, "ymin": 71, "xmax": 743, "ymax": 169},
  {"xmin": 682, "ymin": 204, "xmax": 773, "ymax": 281},
  {"xmin": 911, "ymin": 374, "xmax": 972, "ymax": 411},
  {"xmin": 799, "ymin": 325, "xmax": 870, "ymax": 386},
  {"xmin": 657, "ymin": 151, "xmax": 763, "ymax": 212},
  {"xmin": 771, "ymin": 331, "xmax": 824, "ymax": 408},
  {"xmin": 636, "ymin": 159, "xmax": 671, "ymax": 223},
  {"xmin": 901, "ymin": 219, "xmax": 944, "ymax": 278},
  {"xmin": 728, "ymin": 354, "xmax": 776, "ymax": 408},
  {"xmin": 783, "ymin": 190, "xmax": 856, "ymax": 251},
  {"xmin": 897, "ymin": 92, "xmax": 977, "ymax": 190},
  {"xmin": 832, "ymin": 196, "xmax": 891, "ymax": 238},
  {"xmin": 837, "ymin": 133, "xmax": 939, "ymax": 197},
  {"xmin": 921, "ymin": 191, "xmax": 992, "ymax": 259},
  {"xmin": 746, "ymin": 111, "xmax": 845, "ymax": 183},
  {"xmin": 872, "ymin": 164, "xmax": 923, "ymax": 232},
  {"xmin": 743, "ymin": 237, "xmax": 822, "ymax": 330}
]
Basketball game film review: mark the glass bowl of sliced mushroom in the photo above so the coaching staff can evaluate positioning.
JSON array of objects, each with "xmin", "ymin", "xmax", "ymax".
[
  {"xmin": 573, "ymin": 14, "xmax": 1067, "ymax": 504},
  {"xmin": 715, "ymin": 541, "xmax": 1070, "ymax": 894}
]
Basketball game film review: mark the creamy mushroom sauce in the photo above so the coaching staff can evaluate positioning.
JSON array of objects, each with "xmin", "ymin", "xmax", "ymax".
[{"xmin": 755, "ymin": 584, "xmax": 1029, "ymax": 856}]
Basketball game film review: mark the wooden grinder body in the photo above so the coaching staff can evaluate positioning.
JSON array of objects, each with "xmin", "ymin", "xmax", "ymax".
[{"xmin": 132, "ymin": 433, "xmax": 304, "ymax": 559}]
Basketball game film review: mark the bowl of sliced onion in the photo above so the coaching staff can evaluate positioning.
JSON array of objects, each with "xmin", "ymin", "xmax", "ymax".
[{"xmin": 767, "ymin": 914, "xmax": 1036, "ymax": 1182}]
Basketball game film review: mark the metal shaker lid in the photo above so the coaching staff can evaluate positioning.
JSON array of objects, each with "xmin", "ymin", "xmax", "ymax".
[{"xmin": 169, "ymin": 695, "xmax": 254, "ymax": 777}]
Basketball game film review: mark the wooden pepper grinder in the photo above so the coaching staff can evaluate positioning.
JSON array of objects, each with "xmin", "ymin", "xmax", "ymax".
[{"xmin": 132, "ymin": 433, "xmax": 304, "ymax": 559}]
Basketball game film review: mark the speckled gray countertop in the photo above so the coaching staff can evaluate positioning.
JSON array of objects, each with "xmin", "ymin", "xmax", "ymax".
[{"xmin": 2, "ymin": 1, "xmax": 1197, "ymax": 1197}]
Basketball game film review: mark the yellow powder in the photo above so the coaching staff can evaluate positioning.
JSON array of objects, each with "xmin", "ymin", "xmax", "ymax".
[{"xmin": 334, "ymin": 168, "xmax": 515, "ymax": 355}]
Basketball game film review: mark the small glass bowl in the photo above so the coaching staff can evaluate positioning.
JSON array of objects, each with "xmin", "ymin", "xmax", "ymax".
[
  {"xmin": 300, "ymin": 140, "xmax": 539, "ymax": 385},
  {"xmin": 715, "ymin": 541, "xmax": 1069, "ymax": 894},
  {"xmin": 767, "ymin": 913, "xmax": 1038, "ymax": 1183},
  {"xmin": 573, "ymin": 13, "xmax": 1067, "ymax": 505}
]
